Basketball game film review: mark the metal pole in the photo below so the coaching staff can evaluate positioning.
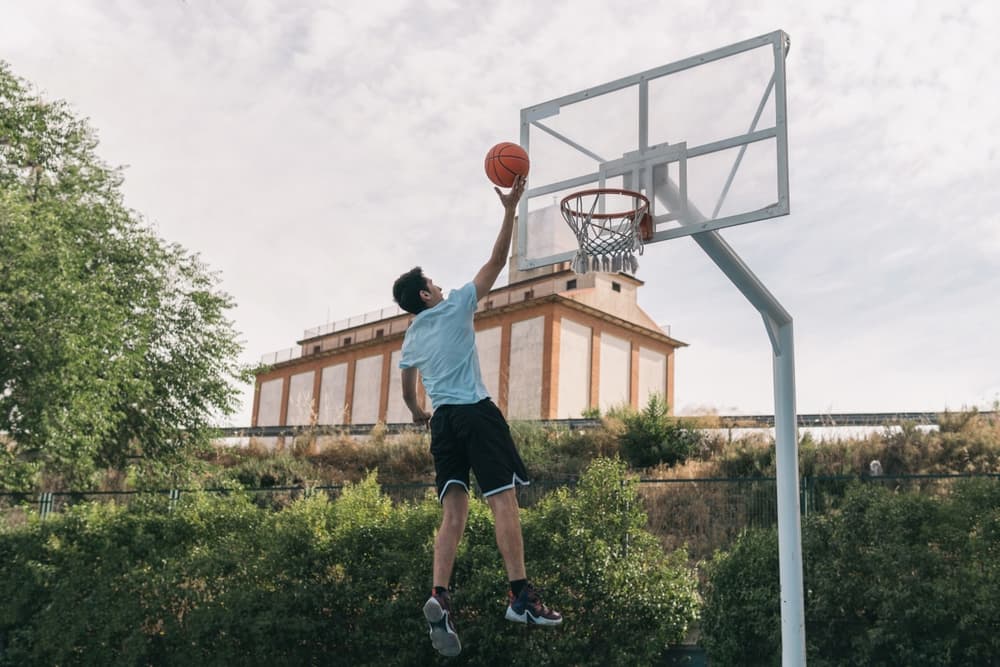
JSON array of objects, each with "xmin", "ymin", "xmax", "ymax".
[{"xmin": 653, "ymin": 170, "xmax": 806, "ymax": 665}]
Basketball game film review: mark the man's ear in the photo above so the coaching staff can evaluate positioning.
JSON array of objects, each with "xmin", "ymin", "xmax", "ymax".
[{"xmin": 419, "ymin": 288, "xmax": 431, "ymax": 303}]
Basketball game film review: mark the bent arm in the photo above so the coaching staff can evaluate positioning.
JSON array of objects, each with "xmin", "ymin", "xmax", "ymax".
[
  {"xmin": 473, "ymin": 175, "xmax": 526, "ymax": 300},
  {"xmin": 401, "ymin": 367, "xmax": 430, "ymax": 424}
]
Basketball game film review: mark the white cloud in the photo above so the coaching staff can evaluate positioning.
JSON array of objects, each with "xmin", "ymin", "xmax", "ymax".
[{"xmin": 3, "ymin": 0, "xmax": 998, "ymax": 424}]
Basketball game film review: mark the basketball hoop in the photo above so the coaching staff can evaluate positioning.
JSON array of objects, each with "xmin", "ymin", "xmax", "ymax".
[{"xmin": 560, "ymin": 188, "xmax": 652, "ymax": 274}]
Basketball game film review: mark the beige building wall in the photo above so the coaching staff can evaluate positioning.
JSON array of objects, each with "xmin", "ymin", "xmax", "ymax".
[
  {"xmin": 638, "ymin": 346, "xmax": 667, "ymax": 407},
  {"xmin": 257, "ymin": 378, "xmax": 283, "ymax": 427},
  {"xmin": 476, "ymin": 326, "xmax": 502, "ymax": 402},
  {"xmin": 557, "ymin": 318, "xmax": 591, "ymax": 418},
  {"xmin": 386, "ymin": 350, "xmax": 410, "ymax": 423},
  {"xmin": 600, "ymin": 333, "xmax": 631, "ymax": 412},
  {"xmin": 318, "ymin": 363, "xmax": 348, "ymax": 425},
  {"xmin": 253, "ymin": 271, "xmax": 685, "ymax": 427},
  {"xmin": 352, "ymin": 354, "xmax": 383, "ymax": 423},
  {"xmin": 507, "ymin": 316, "xmax": 544, "ymax": 419},
  {"xmin": 286, "ymin": 371, "xmax": 315, "ymax": 425}
]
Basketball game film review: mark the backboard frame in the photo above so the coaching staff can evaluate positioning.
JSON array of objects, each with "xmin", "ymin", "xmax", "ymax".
[{"xmin": 516, "ymin": 29, "xmax": 790, "ymax": 270}]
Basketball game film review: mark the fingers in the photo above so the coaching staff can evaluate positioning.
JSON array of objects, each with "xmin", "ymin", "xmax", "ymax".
[
  {"xmin": 496, "ymin": 174, "xmax": 526, "ymax": 204},
  {"xmin": 511, "ymin": 174, "xmax": 526, "ymax": 196}
]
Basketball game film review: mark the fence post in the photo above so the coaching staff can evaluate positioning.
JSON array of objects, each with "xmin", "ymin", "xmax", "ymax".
[
  {"xmin": 621, "ymin": 479, "xmax": 629, "ymax": 559},
  {"xmin": 169, "ymin": 489, "xmax": 181, "ymax": 511},
  {"xmin": 38, "ymin": 492, "xmax": 53, "ymax": 519}
]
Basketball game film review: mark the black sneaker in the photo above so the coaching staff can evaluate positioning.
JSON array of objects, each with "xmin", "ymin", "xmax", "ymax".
[
  {"xmin": 505, "ymin": 583, "xmax": 563, "ymax": 626},
  {"xmin": 423, "ymin": 589, "xmax": 461, "ymax": 656}
]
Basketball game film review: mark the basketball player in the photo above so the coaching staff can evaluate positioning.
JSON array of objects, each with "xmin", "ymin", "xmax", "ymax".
[{"xmin": 392, "ymin": 175, "xmax": 562, "ymax": 657}]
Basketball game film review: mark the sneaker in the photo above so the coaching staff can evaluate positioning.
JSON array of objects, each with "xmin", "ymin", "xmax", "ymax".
[
  {"xmin": 423, "ymin": 590, "xmax": 461, "ymax": 657},
  {"xmin": 505, "ymin": 583, "xmax": 563, "ymax": 626}
]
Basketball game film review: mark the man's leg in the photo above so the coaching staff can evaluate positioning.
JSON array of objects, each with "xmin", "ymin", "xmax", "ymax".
[
  {"xmin": 425, "ymin": 486, "xmax": 469, "ymax": 657},
  {"xmin": 485, "ymin": 488, "xmax": 526, "ymax": 581},
  {"xmin": 487, "ymin": 488, "xmax": 563, "ymax": 626},
  {"xmin": 434, "ymin": 485, "xmax": 470, "ymax": 586}
]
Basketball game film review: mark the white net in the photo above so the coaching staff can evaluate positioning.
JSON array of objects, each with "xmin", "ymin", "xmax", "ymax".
[{"xmin": 560, "ymin": 189, "xmax": 648, "ymax": 274}]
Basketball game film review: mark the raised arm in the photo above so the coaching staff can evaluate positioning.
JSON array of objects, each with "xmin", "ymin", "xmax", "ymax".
[{"xmin": 473, "ymin": 175, "xmax": 526, "ymax": 300}]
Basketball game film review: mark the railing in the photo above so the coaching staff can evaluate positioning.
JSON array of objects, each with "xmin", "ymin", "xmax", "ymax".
[
  {"xmin": 258, "ymin": 347, "xmax": 301, "ymax": 365},
  {"xmin": 302, "ymin": 306, "xmax": 406, "ymax": 340},
  {"xmin": 216, "ymin": 411, "xmax": 997, "ymax": 437}
]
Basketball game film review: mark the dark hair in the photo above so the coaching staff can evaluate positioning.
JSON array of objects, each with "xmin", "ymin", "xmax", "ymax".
[{"xmin": 393, "ymin": 266, "xmax": 429, "ymax": 314}]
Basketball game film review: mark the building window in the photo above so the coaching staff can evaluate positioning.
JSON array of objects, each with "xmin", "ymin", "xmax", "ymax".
[
  {"xmin": 612, "ymin": 281, "xmax": 621, "ymax": 292},
  {"xmin": 312, "ymin": 345, "xmax": 321, "ymax": 354},
  {"xmin": 567, "ymin": 279, "xmax": 577, "ymax": 290},
  {"xmin": 524, "ymin": 289, "xmax": 534, "ymax": 300},
  {"xmin": 375, "ymin": 328, "xmax": 384, "ymax": 338},
  {"xmin": 343, "ymin": 336, "xmax": 352, "ymax": 346}
]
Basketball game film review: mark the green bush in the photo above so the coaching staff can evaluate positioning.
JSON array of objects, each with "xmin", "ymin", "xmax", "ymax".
[
  {"xmin": 510, "ymin": 420, "xmax": 620, "ymax": 481},
  {"xmin": 0, "ymin": 460, "xmax": 698, "ymax": 666},
  {"xmin": 700, "ymin": 478, "xmax": 1000, "ymax": 666},
  {"xmin": 521, "ymin": 458, "xmax": 699, "ymax": 665},
  {"xmin": 700, "ymin": 528, "xmax": 781, "ymax": 665},
  {"xmin": 617, "ymin": 394, "xmax": 703, "ymax": 469}
]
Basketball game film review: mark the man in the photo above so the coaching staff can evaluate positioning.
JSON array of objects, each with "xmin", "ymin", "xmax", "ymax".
[{"xmin": 392, "ymin": 175, "xmax": 562, "ymax": 657}]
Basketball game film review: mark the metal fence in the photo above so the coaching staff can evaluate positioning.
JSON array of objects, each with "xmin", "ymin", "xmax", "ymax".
[{"xmin": 3, "ymin": 474, "xmax": 997, "ymax": 561}]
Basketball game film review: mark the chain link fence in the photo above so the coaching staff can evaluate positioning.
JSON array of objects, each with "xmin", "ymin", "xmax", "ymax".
[{"xmin": 3, "ymin": 474, "xmax": 997, "ymax": 561}]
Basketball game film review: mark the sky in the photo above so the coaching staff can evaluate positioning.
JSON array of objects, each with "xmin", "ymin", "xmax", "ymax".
[{"xmin": 2, "ymin": 0, "xmax": 999, "ymax": 426}]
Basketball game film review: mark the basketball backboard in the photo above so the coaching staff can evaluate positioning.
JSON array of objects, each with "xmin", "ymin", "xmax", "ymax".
[{"xmin": 516, "ymin": 30, "xmax": 790, "ymax": 270}]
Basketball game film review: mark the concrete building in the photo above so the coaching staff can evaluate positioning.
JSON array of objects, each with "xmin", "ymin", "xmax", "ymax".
[{"xmin": 252, "ymin": 261, "xmax": 686, "ymax": 428}]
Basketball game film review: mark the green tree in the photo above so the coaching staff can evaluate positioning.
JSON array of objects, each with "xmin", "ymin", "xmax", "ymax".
[{"xmin": 0, "ymin": 62, "xmax": 247, "ymax": 488}]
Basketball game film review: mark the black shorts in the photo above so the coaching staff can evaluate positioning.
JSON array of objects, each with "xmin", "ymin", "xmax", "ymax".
[{"xmin": 429, "ymin": 398, "xmax": 530, "ymax": 503}]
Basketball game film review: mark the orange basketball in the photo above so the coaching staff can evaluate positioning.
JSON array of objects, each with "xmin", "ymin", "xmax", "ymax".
[{"xmin": 484, "ymin": 142, "xmax": 529, "ymax": 188}]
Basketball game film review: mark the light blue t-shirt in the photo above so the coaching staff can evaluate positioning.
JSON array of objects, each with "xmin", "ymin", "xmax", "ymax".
[{"xmin": 399, "ymin": 281, "xmax": 489, "ymax": 408}]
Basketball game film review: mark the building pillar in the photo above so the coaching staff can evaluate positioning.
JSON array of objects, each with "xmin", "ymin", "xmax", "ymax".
[
  {"xmin": 499, "ymin": 320, "xmax": 512, "ymax": 413},
  {"xmin": 666, "ymin": 348, "xmax": 675, "ymax": 415},
  {"xmin": 542, "ymin": 312, "xmax": 559, "ymax": 419},
  {"xmin": 311, "ymin": 368, "xmax": 323, "ymax": 424},
  {"xmin": 589, "ymin": 329, "xmax": 601, "ymax": 410},
  {"xmin": 629, "ymin": 342, "xmax": 640, "ymax": 410},
  {"xmin": 378, "ymin": 349, "xmax": 392, "ymax": 423},
  {"xmin": 278, "ymin": 374, "xmax": 290, "ymax": 426},
  {"xmin": 251, "ymin": 381, "xmax": 261, "ymax": 426},
  {"xmin": 344, "ymin": 358, "xmax": 356, "ymax": 425}
]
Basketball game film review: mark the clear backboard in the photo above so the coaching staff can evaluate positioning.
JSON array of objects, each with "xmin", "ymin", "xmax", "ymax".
[{"xmin": 517, "ymin": 30, "xmax": 790, "ymax": 271}]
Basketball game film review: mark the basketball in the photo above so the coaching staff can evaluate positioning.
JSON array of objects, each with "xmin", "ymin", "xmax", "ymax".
[{"xmin": 484, "ymin": 142, "xmax": 529, "ymax": 188}]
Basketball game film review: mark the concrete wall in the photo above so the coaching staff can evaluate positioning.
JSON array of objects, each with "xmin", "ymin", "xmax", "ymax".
[
  {"xmin": 599, "ymin": 332, "xmax": 631, "ymax": 412},
  {"xmin": 253, "ymin": 284, "xmax": 681, "ymax": 426},
  {"xmin": 476, "ymin": 326, "xmax": 502, "ymax": 403},
  {"xmin": 257, "ymin": 378, "xmax": 284, "ymax": 427},
  {"xmin": 318, "ymin": 363, "xmax": 348, "ymax": 425},
  {"xmin": 638, "ymin": 346, "xmax": 667, "ymax": 407},
  {"xmin": 557, "ymin": 318, "xmax": 591, "ymax": 418},
  {"xmin": 507, "ymin": 316, "xmax": 544, "ymax": 419},
  {"xmin": 352, "ymin": 354, "xmax": 383, "ymax": 423},
  {"xmin": 286, "ymin": 371, "xmax": 315, "ymax": 425},
  {"xmin": 385, "ymin": 350, "xmax": 410, "ymax": 424}
]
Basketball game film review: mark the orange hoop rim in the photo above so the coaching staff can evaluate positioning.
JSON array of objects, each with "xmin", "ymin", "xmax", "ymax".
[{"xmin": 559, "ymin": 188, "xmax": 650, "ymax": 220}]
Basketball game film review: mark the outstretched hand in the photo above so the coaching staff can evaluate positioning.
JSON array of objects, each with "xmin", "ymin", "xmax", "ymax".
[{"xmin": 495, "ymin": 174, "xmax": 526, "ymax": 210}]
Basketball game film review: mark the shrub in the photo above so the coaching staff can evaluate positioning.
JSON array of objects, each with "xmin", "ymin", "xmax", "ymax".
[
  {"xmin": 510, "ymin": 420, "xmax": 620, "ymax": 481},
  {"xmin": 520, "ymin": 458, "xmax": 699, "ymax": 665},
  {"xmin": 0, "ymin": 461, "xmax": 699, "ymax": 666},
  {"xmin": 700, "ymin": 478, "xmax": 1000, "ymax": 665},
  {"xmin": 700, "ymin": 527, "xmax": 781, "ymax": 665},
  {"xmin": 617, "ymin": 394, "xmax": 703, "ymax": 469}
]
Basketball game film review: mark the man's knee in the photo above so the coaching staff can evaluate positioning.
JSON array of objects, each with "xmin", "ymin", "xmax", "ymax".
[
  {"xmin": 486, "ymin": 488, "xmax": 520, "ymax": 515},
  {"xmin": 440, "ymin": 487, "xmax": 469, "ymax": 528}
]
